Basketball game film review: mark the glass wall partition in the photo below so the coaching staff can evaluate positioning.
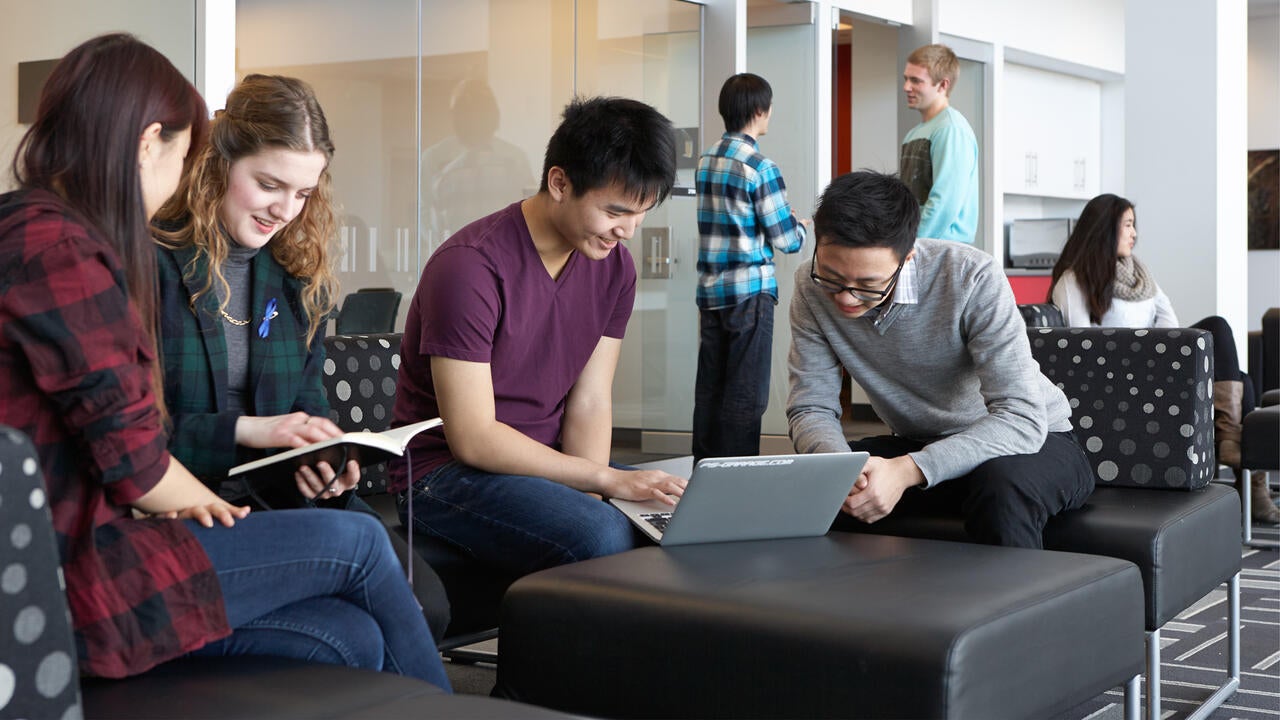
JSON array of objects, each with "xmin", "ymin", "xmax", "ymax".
[
  {"xmin": 575, "ymin": 0, "xmax": 702, "ymax": 432},
  {"xmin": 236, "ymin": 0, "xmax": 704, "ymax": 436},
  {"xmin": 237, "ymin": 0, "xmax": 422, "ymax": 328},
  {"xmin": 747, "ymin": 13, "xmax": 817, "ymax": 441},
  {"xmin": 417, "ymin": 0, "xmax": 576, "ymax": 259},
  {"xmin": 237, "ymin": 0, "xmax": 575, "ymax": 332}
]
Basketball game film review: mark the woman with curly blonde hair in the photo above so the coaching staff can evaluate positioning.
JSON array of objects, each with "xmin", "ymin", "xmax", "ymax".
[{"xmin": 152, "ymin": 74, "xmax": 451, "ymax": 636}]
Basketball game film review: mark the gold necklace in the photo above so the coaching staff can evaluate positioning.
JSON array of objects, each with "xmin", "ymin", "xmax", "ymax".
[{"xmin": 220, "ymin": 309, "xmax": 250, "ymax": 326}]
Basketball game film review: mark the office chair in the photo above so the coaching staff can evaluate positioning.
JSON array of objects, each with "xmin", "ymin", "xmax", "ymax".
[{"xmin": 334, "ymin": 288, "xmax": 402, "ymax": 335}]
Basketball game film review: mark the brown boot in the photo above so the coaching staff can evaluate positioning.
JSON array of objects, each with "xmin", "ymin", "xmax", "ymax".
[
  {"xmin": 1212, "ymin": 380, "xmax": 1243, "ymax": 471},
  {"xmin": 1252, "ymin": 474, "xmax": 1280, "ymax": 524}
]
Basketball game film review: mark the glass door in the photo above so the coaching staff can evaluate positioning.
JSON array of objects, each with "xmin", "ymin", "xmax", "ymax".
[
  {"xmin": 949, "ymin": 56, "xmax": 988, "ymax": 252},
  {"xmin": 746, "ymin": 16, "xmax": 817, "ymax": 443},
  {"xmin": 574, "ymin": 0, "xmax": 703, "ymax": 443}
]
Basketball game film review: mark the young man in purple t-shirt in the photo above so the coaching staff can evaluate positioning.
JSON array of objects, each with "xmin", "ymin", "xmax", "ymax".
[{"xmin": 391, "ymin": 97, "xmax": 686, "ymax": 575}]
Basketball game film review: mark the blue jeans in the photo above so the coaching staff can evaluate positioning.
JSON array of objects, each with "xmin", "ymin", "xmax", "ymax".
[
  {"xmin": 692, "ymin": 293, "xmax": 776, "ymax": 462},
  {"xmin": 398, "ymin": 461, "xmax": 642, "ymax": 576},
  {"xmin": 185, "ymin": 509, "xmax": 451, "ymax": 691}
]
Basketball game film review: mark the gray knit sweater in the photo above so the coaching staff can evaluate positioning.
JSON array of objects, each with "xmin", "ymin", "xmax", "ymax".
[{"xmin": 786, "ymin": 239, "xmax": 1072, "ymax": 486}]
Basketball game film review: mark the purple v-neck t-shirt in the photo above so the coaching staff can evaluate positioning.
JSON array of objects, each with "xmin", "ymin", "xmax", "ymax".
[{"xmin": 390, "ymin": 201, "xmax": 637, "ymax": 491}]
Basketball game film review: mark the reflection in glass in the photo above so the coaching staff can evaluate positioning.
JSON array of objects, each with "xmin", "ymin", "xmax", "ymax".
[{"xmin": 421, "ymin": 79, "xmax": 535, "ymax": 245}]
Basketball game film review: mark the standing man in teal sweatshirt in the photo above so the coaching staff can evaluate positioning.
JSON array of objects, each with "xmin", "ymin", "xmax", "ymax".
[
  {"xmin": 899, "ymin": 44, "xmax": 979, "ymax": 243},
  {"xmin": 787, "ymin": 171, "xmax": 1093, "ymax": 549}
]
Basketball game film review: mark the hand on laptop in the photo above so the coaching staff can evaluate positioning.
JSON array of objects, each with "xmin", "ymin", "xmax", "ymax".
[
  {"xmin": 601, "ymin": 468, "xmax": 687, "ymax": 506},
  {"xmin": 842, "ymin": 455, "xmax": 926, "ymax": 523}
]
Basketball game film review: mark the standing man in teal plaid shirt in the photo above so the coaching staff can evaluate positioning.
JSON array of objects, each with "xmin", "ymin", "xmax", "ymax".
[{"xmin": 693, "ymin": 73, "xmax": 807, "ymax": 462}]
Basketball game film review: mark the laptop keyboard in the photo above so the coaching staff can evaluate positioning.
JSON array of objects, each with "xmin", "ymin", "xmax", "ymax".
[{"xmin": 641, "ymin": 512, "xmax": 673, "ymax": 532}]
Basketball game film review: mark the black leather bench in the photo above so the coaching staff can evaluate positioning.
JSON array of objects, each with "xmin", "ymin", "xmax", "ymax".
[
  {"xmin": 0, "ymin": 425, "xmax": 566, "ymax": 719},
  {"xmin": 495, "ymin": 533, "xmax": 1145, "ymax": 720},
  {"xmin": 839, "ymin": 327, "xmax": 1244, "ymax": 720}
]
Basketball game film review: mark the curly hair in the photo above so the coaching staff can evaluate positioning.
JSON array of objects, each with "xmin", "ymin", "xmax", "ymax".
[{"xmin": 153, "ymin": 74, "xmax": 338, "ymax": 345}]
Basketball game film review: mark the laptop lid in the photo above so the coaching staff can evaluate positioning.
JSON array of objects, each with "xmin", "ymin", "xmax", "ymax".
[{"xmin": 609, "ymin": 452, "xmax": 867, "ymax": 546}]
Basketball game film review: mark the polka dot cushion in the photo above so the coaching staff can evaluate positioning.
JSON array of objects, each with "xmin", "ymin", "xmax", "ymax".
[
  {"xmin": 0, "ymin": 426, "xmax": 82, "ymax": 719},
  {"xmin": 1018, "ymin": 303, "xmax": 1066, "ymax": 328},
  {"xmin": 321, "ymin": 333, "xmax": 404, "ymax": 495},
  {"xmin": 1028, "ymin": 327, "xmax": 1216, "ymax": 490}
]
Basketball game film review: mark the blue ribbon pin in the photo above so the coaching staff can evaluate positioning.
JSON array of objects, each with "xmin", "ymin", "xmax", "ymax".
[{"xmin": 258, "ymin": 298, "xmax": 279, "ymax": 339}]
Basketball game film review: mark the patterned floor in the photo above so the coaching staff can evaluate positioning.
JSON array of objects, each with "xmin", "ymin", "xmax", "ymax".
[{"xmin": 1054, "ymin": 522, "xmax": 1280, "ymax": 720}]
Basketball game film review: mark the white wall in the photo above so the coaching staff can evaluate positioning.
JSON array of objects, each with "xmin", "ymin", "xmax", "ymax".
[
  {"xmin": 1248, "ymin": 9, "xmax": 1280, "ymax": 331},
  {"xmin": 1248, "ymin": 11, "xmax": 1279, "ymax": 150},
  {"xmin": 0, "ymin": 2, "xmax": 197, "ymax": 192},
  {"xmin": 847, "ymin": 18, "xmax": 900, "ymax": 174},
  {"xmin": 1127, "ymin": 0, "xmax": 1248, "ymax": 355},
  {"xmin": 937, "ymin": 0, "xmax": 1123, "ymax": 74}
]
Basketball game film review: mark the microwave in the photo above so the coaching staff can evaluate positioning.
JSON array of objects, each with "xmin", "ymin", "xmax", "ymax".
[{"xmin": 1006, "ymin": 218, "xmax": 1071, "ymax": 269}]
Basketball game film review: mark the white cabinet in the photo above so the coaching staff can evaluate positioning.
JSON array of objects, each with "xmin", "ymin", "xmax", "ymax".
[{"xmin": 1002, "ymin": 64, "xmax": 1101, "ymax": 199}]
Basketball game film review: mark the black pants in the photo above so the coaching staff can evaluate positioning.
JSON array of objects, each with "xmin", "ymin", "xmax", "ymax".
[
  {"xmin": 833, "ymin": 431, "xmax": 1095, "ymax": 549},
  {"xmin": 1193, "ymin": 315, "xmax": 1255, "ymax": 414},
  {"xmin": 692, "ymin": 294, "xmax": 775, "ymax": 463}
]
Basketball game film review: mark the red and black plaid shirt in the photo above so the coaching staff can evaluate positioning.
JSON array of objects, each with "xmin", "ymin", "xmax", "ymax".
[{"xmin": 0, "ymin": 189, "xmax": 229, "ymax": 678}]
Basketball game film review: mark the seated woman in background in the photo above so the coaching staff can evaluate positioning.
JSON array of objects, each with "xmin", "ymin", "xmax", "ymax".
[
  {"xmin": 1048, "ymin": 193, "xmax": 1274, "ymax": 524},
  {"xmin": 151, "ymin": 74, "xmax": 450, "ymax": 640},
  {"xmin": 0, "ymin": 33, "xmax": 450, "ymax": 685}
]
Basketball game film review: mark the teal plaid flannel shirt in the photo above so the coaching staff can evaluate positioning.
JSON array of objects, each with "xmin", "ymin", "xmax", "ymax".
[{"xmin": 156, "ymin": 244, "xmax": 329, "ymax": 487}]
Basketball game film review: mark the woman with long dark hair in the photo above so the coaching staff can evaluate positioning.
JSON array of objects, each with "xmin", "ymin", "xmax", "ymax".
[
  {"xmin": 1048, "ymin": 193, "xmax": 1272, "ymax": 523},
  {"xmin": 0, "ymin": 33, "xmax": 450, "ymax": 684}
]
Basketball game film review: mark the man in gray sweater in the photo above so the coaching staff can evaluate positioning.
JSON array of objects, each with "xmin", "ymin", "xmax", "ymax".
[{"xmin": 786, "ymin": 171, "xmax": 1093, "ymax": 548}]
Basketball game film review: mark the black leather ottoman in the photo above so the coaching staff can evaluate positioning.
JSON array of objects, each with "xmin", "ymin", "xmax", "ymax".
[{"xmin": 495, "ymin": 533, "xmax": 1144, "ymax": 720}]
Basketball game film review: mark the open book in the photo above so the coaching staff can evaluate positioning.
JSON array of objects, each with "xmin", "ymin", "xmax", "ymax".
[{"xmin": 227, "ymin": 417, "xmax": 442, "ymax": 482}]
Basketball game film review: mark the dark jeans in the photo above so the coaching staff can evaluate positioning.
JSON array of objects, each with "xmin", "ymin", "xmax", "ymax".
[
  {"xmin": 833, "ymin": 431, "xmax": 1095, "ymax": 549},
  {"xmin": 398, "ymin": 460, "xmax": 643, "ymax": 577},
  {"xmin": 692, "ymin": 294, "xmax": 775, "ymax": 463},
  {"xmin": 186, "ymin": 509, "xmax": 450, "ymax": 690}
]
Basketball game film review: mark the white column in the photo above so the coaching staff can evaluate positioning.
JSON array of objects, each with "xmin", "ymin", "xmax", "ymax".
[
  {"xmin": 700, "ymin": 0, "xmax": 746, "ymax": 148},
  {"xmin": 896, "ymin": 0, "xmax": 938, "ymax": 140},
  {"xmin": 814, "ymin": 2, "xmax": 836, "ymax": 195},
  {"xmin": 194, "ymin": 0, "xmax": 236, "ymax": 112},
  {"xmin": 1126, "ymin": 0, "xmax": 1248, "ymax": 357}
]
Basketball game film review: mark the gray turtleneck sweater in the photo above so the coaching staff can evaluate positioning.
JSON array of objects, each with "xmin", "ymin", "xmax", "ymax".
[{"xmin": 214, "ymin": 243, "xmax": 261, "ymax": 412}]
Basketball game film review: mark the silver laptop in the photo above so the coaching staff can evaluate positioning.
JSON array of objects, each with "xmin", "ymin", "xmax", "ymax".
[{"xmin": 609, "ymin": 452, "xmax": 868, "ymax": 546}]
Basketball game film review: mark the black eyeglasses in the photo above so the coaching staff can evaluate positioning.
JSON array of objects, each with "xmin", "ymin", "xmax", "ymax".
[{"xmin": 809, "ymin": 248, "xmax": 906, "ymax": 304}]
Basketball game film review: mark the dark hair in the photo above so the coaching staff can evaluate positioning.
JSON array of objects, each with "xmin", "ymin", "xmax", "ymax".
[
  {"xmin": 450, "ymin": 78, "xmax": 500, "ymax": 144},
  {"xmin": 1048, "ymin": 193, "xmax": 1135, "ymax": 323},
  {"xmin": 538, "ymin": 96, "xmax": 676, "ymax": 207},
  {"xmin": 718, "ymin": 73, "xmax": 772, "ymax": 132},
  {"xmin": 155, "ymin": 74, "xmax": 337, "ymax": 345},
  {"xmin": 813, "ymin": 171, "xmax": 920, "ymax": 260},
  {"xmin": 12, "ymin": 33, "xmax": 208, "ymax": 394}
]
